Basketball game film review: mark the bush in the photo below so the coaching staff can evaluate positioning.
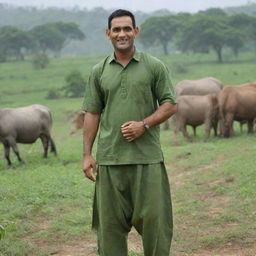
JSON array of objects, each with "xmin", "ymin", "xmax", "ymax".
[
  {"xmin": 63, "ymin": 70, "xmax": 86, "ymax": 98},
  {"xmin": 46, "ymin": 88, "xmax": 60, "ymax": 99},
  {"xmin": 32, "ymin": 53, "xmax": 49, "ymax": 69}
]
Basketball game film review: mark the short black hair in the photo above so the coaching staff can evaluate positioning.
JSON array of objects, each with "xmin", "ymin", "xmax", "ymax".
[{"xmin": 108, "ymin": 9, "xmax": 136, "ymax": 29}]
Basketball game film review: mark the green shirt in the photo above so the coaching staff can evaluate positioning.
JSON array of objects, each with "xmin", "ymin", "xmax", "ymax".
[{"xmin": 83, "ymin": 51, "xmax": 176, "ymax": 165}]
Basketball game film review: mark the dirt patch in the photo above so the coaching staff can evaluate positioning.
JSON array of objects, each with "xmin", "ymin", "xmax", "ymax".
[
  {"xmin": 128, "ymin": 228, "xmax": 143, "ymax": 253},
  {"xmin": 49, "ymin": 230, "xmax": 143, "ymax": 256},
  {"xmin": 193, "ymin": 244, "xmax": 256, "ymax": 256},
  {"xmin": 51, "ymin": 235, "xmax": 98, "ymax": 256}
]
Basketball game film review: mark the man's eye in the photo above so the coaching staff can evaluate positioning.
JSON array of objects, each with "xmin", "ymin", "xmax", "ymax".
[
  {"xmin": 112, "ymin": 28, "xmax": 120, "ymax": 32},
  {"xmin": 124, "ymin": 27, "xmax": 132, "ymax": 32}
]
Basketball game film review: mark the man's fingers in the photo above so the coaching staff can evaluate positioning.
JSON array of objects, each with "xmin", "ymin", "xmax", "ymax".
[
  {"xmin": 122, "ymin": 131, "xmax": 133, "ymax": 136},
  {"xmin": 121, "ymin": 121, "xmax": 132, "ymax": 128},
  {"xmin": 121, "ymin": 126, "xmax": 131, "ymax": 133},
  {"xmin": 84, "ymin": 167, "xmax": 96, "ymax": 182},
  {"xmin": 124, "ymin": 136, "xmax": 134, "ymax": 142},
  {"xmin": 85, "ymin": 170, "xmax": 96, "ymax": 182}
]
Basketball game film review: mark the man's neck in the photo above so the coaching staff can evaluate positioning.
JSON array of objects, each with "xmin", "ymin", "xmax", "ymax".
[{"xmin": 114, "ymin": 47, "xmax": 135, "ymax": 66}]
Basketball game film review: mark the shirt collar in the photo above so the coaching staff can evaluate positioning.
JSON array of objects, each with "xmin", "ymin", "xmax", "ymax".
[{"xmin": 108, "ymin": 49, "xmax": 141, "ymax": 64}]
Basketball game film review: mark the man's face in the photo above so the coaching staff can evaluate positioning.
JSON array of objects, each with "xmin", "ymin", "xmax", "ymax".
[{"xmin": 106, "ymin": 16, "xmax": 139, "ymax": 53}]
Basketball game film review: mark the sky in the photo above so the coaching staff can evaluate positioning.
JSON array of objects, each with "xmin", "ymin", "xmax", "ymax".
[{"xmin": 0, "ymin": 0, "xmax": 255, "ymax": 13}]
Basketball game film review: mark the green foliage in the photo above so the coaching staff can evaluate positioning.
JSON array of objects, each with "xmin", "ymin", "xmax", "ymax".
[
  {"xmin": 53, "ymin": 22, "xmax": 85, "ymax": 41},
  {"xmin": 63, "ymin": 70, "xmax": 86, "ymax": 98},
  {"xmin": 139, "ymin": 15, "xmax": 179, "ymax": 55},
  {"xmin": 30, "ymin": 24, "xmax": 65, "ymax": 54},
  {"xmin": 45, "ymin": 88, "xmax": 60, "ymax": 99},
  {"xmin": 176, "ymin": 14, "xmax": 245, "ymax": 62},
  {"xmin": 29, "ymin": 22, "xmax": 85, "ymax": 55},
  {"xmin": 0, "ymin": 25, "xmax": 33, "ymax": 61},
  {"xmin": 32, "ymin": 53, "xmax": 49, "ymax": 69},
  {"xmin": 199, "ymin": 7, "xmax": 227, "ymax": 17}
]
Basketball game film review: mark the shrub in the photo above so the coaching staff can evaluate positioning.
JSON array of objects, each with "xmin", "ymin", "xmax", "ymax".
[
  {"xmin": 46, "ymin": 88, "xmax": 60, "ymax": 99},
  {"xmin": 32, "ymin": 53, "xmax": 49, "ymax": 69},
  {"xmin": 63, "ymin": 70, "xmax": 86, "ymax": 98}
]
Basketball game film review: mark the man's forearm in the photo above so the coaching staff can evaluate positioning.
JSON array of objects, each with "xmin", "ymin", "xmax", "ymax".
[
  {"xmin": 83, "ymin": 112, "xmax": 100, "ymax": 156},
  {"xmin": 143, "ymin": 102, "xmax": 176, "ymax": 128}
]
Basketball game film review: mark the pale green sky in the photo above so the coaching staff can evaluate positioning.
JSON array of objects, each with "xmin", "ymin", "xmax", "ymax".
[{"xmin": 0, "ymin": 0, "xmax": 252, "ymax": 13}]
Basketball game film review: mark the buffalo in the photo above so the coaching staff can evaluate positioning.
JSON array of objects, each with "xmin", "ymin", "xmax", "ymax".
[
  {"xmin": 0, "ymin": 104, "xmax": 57, "ymax": 166},
  {"xmin": 175, "ymin": 77, "xmax": 223, "ymax": 96},
  {"xmin": 174, "ymin": 94, "xmax": 219, "ymax": 142},
  {"xmin": 218, "ymin": 82, "xmax": 256, "ymax": 137},
  {"xmin": 163, "ymin": 77, "xmax": 223, "ymax": 130}
]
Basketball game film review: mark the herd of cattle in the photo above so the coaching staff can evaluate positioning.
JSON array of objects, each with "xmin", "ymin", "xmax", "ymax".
[
  {"xmin": 0, "ymin": 77, "xmax": 255, "ymax": 166},
  {"xmin": 173, "ymin": 77, "xmax": 256, "ymax": 141}
]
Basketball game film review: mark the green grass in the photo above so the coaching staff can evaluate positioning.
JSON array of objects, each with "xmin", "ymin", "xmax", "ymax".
[{"xmin": 0, "ymin": 52, "xmax": 256, "ymax": 255}]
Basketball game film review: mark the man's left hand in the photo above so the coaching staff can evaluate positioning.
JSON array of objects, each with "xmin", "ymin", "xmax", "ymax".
[{"xmin": 121, "ymin": 121, "xmax": 145, "ymax": 142}]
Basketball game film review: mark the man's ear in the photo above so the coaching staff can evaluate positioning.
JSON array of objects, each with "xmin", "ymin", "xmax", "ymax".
[
  {"xmin": 106, "ymin": 29, "xmax": 111, "ymax": 39},
  {"xmin": 134, "ymin": 26, "xmax": 139, "ymax": 38}
]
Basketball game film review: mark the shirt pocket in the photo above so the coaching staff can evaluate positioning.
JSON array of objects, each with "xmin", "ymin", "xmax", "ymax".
[{"xmin": 130, "ymin": 78, "xmax": 153, "ymax": 103}]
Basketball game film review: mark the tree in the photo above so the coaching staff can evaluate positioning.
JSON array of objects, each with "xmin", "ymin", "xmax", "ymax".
[
  {"xmin": 30, "ymin": 22, "xmax": 85, "ymax": 55},
  {"xmin": 139, "ymin": 15, "xmax": 179, "ymax": 55},
  {"xmin": 229, "ymin": 14, "xmax": 256, "ymax": 50},
  {"xmin": 225, "ymin": 28, "xmax": 244, "ymax": 57},
  {"xmin": 176, "ymin": 14, "xmax": 244, "ymax": 62},
  {"xmin": 0, "ymin": 26, "xmax": 33, "ymax": 61},
  {"xmin": 198, "ymin": 8, "xmax": 227, "ymax": 17},
  {"xmin": 53, "ymin": 22, "xmax": 85, "ymax": 42},
  {"xmin": 29, "ymin": 24, "xmax": 65, "ymax": 53}
]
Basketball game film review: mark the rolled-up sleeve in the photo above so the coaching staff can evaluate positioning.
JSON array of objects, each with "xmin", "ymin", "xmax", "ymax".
[
  {"xmin": 83, "ymin": 67, "xmax": 104, "ymax": 114},
  {"xmin": 154, "ymin": 61, "xmax": 176, "ymax": 105}
]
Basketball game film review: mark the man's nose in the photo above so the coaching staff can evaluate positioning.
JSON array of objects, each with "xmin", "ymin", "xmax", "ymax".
[{"xmin": 118, "ymin": 29, "xmax": 126, "ymax": 37}]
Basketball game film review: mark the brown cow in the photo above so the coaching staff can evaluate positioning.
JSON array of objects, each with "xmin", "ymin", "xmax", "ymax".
[
  {"xmin": 218, "ymin": 82, "xmax": 256, "ymax": 137},
  {"xmin": 174, "ymin": 94, "xmax": 219, "ymax": 142}
]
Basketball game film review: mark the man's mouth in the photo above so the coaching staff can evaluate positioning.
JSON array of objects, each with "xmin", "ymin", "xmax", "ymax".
[{"xmin": 117, "ymin": 39, "xmax": 128, "ymax": 44}]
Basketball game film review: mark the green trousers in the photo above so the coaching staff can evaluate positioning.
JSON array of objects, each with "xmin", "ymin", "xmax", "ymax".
[{"xmin": 92, "ymin": 163, "xmax": 173, "ymax": 256}]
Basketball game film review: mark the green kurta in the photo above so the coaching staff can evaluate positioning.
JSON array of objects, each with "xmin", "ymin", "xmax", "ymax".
[{"xmin": 83, "ymin": 50, "xmax": 176, "ymax": 165}]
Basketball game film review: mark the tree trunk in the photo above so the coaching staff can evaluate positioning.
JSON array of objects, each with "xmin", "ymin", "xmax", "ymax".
[
  {"xmin": 214, "ymin": 46, "xmax": 222, "ymax": 63},
  {"xmin": 162, "ymin": 42, "xmax": 169, "ymax": 55}
]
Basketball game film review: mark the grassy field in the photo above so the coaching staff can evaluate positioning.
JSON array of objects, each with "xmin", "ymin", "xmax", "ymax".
[{"xmin": 0, "ymin": 52, "xmax": 256, "ymax": 256}]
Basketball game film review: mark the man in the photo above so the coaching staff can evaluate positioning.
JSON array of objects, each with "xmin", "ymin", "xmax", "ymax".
[{"xmin": 83, "ymin": 9, "xmax": 176, "ymax": 256}]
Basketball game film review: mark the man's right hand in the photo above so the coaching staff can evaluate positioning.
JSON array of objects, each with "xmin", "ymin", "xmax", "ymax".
[{"xmin": 83, "ymin": 155, "xmax": 97, "ymax": 182}]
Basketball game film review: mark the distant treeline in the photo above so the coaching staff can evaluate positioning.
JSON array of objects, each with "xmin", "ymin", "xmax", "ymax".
[
  {"xmin": 139, "ymin": 9, "xmax": 256, "ymax": 62},
  {"xmin": 0, "ymin": 3, "xmax": 256, "ymax": 58},
  {"xmin": 0, "ymin": 21, "xmax": 85, "ymax": 62}
]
